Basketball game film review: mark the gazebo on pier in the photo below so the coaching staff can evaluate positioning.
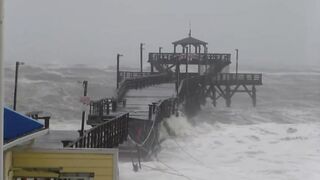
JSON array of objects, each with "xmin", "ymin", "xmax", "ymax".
[{"xmin": 172, "ymin": 31, "xmax": 208, "ymax": 54}]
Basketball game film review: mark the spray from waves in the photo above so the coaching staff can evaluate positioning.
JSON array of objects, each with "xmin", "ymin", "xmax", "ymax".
[
  {"xmin": 4, "ymin": 64, "xmax": 116, "ymax": 125},
  {"xmin": 136, "ymin": 108, "xmax": 320, "ymax": 180}
]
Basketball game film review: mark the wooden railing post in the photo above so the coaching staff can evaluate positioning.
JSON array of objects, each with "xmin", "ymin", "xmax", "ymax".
[
  {"xmin": 111, "ymin": 99, "xmax": 116, "ymax": 112},
  {"xmin": 106, "ymin": 99, "xmax": 110, "ymax": 115},
  {"xmin": 148, "ymin": 104, "xmax": 153, "ymax": 120}
]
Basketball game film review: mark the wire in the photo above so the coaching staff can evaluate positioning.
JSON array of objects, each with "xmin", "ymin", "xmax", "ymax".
[
  {"xmin": 154, "ymin": 157, "xmax": 194, "ymax": 180},
  {"xmin": 142, "ymin": 164, "xmax": 190, "ymax": 179},
  {"xmin": 171, "ymin": 138, "xmax": 208, "ymax": 167}
]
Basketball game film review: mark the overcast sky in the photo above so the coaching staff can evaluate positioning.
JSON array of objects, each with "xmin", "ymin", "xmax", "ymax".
[{"xmin": 4, "ymin": 0, "xmax": 320, "ymax": 69}]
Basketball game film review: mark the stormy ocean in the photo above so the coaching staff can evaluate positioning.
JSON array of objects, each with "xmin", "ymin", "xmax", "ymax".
[{"xmin": 4, "ymin": 64, "xmax": 320, "ymax": 180}]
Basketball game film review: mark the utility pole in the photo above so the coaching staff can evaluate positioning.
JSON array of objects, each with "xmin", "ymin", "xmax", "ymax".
[
  {"xmin": 80, "ymin": 80, "xmax": 88, "ymax": 136},
  {"xmin": 116, "ymin": 54, "xmax": 123, "ymax": 88},
  {"xmin": 159, "ymin": 47, "xmax": 162, "ymax": 54},
  {"xmin": 235, "ymin": 49, "xmax": 239, "ymax": 77},
  {"xmin": 13, "ymin": 61, "xmax": 24, "ymax": 111},
  {"xmin": 140, "ymin": 43, "xmax": 144, "ymax": 73},
  {"xmin": 0, "ymin": 0, "xmax": 4, "ymax": 178}
]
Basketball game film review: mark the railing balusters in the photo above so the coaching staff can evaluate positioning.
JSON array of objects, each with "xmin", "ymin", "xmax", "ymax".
[{"xmin": 68, "ymin": 113, "xmax": 130, "ymax": 149}]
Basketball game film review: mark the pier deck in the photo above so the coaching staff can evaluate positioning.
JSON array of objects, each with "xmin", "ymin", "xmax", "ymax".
[{"xmin": 119, "ymin": 83, "xmax": 176, "ymax": 120}]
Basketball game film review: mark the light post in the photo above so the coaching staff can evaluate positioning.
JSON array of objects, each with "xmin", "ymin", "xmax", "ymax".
[
  {"xmin": 235, "ymin": 49, "xmax": 239, "ymax": 77},
  {"xmin": 80, "ymin": 80, "xmax": 88, "ymax": 136},
  {"xmin": 13, "ymin": 61, "xmax": 24, "ymax": 111},
  {"xmin": 116, "ymin": 54, "xmax": 123, "ymax": 89},
  {"xmin": 140, "ymin": 43, "xmax": 144, "ymax": 73}
]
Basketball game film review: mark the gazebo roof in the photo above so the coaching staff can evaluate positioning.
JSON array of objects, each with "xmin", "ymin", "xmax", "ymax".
[{"xmin": 172, "ymin": 35, "xmax": 207, "ymax": 46}]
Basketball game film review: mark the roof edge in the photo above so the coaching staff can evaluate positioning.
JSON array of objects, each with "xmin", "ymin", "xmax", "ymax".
[{"xmin": 4, "ymin": 128, "xmax": 49, "ymax": 151}]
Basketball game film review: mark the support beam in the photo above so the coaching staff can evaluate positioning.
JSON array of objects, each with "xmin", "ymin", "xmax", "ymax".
[
  {"xmin": 252, "ymin": 85, "xmax": 256, "ymax": 107},
  {"xmin": 216, "ymin": 85, "xmax": 226, "ymax": 99},
  {"xmin": 175, "ymin": 61, "xmax": 180, "ymax": 95},
  {"xmin": 150, "ymin": 62, "xmax": 154, "ymax": 73},
  {"xmin": 242, "ymin": 85, "xmax": 252, "ymax": 98},
  {"xmin": 225, "ymin": 85, "xmax": 231, "ymax": 107},
  {"xmin": 212, "ymin": 85, "xmax": 216, "ymax": 107},
  {"xmin": 230, "ymin": 84, "xmax": 241, "ymax": 97}
]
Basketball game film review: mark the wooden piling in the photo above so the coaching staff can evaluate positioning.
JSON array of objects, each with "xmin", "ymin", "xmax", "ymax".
[
  {"xmin": 252, "ymin": 85, "xmax": 256, "ymax": 107},
  {"xmin": 226, "ymin": 85, "xmax": 231, "ymax": 107}
]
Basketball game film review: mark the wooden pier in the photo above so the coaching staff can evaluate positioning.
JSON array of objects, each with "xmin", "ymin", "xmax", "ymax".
[{"xmin": 67, "ymin": 33, "xmax": 263, "ymax": 158}]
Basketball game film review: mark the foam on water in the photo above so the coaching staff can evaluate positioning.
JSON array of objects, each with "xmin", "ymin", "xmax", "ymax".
[
  {"xmin": 119, "ymin": 67, "xmax": 320, "ymax": 180},
  {"xmin": 120, "ymin": 115, "xmax": 320, "ymax": 180}
]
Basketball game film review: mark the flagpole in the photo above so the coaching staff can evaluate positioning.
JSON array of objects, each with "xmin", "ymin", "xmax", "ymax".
[{"xmin": 0, "ymin": 0, "xmax": 4, "ymax": 178}]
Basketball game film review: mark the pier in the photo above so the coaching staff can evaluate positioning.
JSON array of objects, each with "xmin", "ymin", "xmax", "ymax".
[{"xmin": 68, "ymin": 33, "xmax": 263, "ymax": 157}]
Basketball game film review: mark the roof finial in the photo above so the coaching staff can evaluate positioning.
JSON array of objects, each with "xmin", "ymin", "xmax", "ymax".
[{"xmin": 188, "ymin": 21, "xmax": 192, "ymax": 37}]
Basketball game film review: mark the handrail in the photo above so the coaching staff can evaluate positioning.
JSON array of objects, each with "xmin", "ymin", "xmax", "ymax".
[
  {"xmin": 68, "ymin": 113, "xmax": 129, "ymax": 148},
  {"xmin": 177, "ymin": 73, "xmax": 263, "ymax": 100},
  {"xmin": 89, "ymin": 98, "xmax": 117, "ymax": 117},
  {"xmin": 148, "ymin": 52, "xmax": 231, "ymax": 64},
  {"xmin": 212, "ymin": 73, "xmax": 263, "ymax": 84},
  {"xmin": 119, "ymin": 71, "xmax": 160, "ymax": 82}
]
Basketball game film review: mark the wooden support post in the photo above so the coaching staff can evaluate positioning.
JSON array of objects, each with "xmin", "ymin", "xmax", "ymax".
[
  {"xmin": 185, "ymin": 46, "xmax": 189, "ymax": 73},
  {"xmin": 148, "ymin": 104, "xmax": 153, "ymax": 120},
  {"xmin": 106, "ymin": 100, "xmax": 110, "ymax": 115},
  {"xmin": 137, "ymin": 145, "xmax": 142, "ymax": 169},
  {"xmin": 122, "ymin": 99, "xmax": 126, "ymax": 107},
  {"xmin": 175, "ymin": 61, "xmax": 180, "ymax": 95},
  {"xmin": 152, "ymin": 102, "xmax": 157, "ymax": 113},
  {"xmin": 212, "ymin": 86, "xmax": 216, "ymax": 107},
  {"xmin": 252, "ymin": 85, "xmax": 256, "ymax": 107},
  {"xmin": 112, "ymin": 100, "xmax": 117, "ymax": 112},
  {"xmin": 151, "ymin": 62, "xmax": 154, "ymax": 73},
  {"xmin": 225, "ymin": 85, "xmax": 231, "ymax": 107},
  {"xmin": 44, "ymin": 117, "xmax": 50, "ymax": 129},
  {"xmin": 116, "ymin": 54, "xmax": 121, "ymax": 89}
]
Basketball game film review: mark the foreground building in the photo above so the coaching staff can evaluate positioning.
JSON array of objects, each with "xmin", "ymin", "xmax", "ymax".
[{"xmin": 3, "ymin": 107, "xmax": 119, "ymax": 180}]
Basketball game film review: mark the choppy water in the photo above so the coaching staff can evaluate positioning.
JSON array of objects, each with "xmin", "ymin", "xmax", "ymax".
[{"xmin": 4, "ymin": 64, "xmax": 320, "ymax": 179}]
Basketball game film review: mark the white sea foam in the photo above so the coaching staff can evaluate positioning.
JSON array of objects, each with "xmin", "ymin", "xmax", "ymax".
[{"xmin": 120, "ymin": 116, "xmax": 320, "ymax": 180}]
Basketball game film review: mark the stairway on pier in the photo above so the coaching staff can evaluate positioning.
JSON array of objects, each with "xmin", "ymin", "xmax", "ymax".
[{"xmin": 119, "ymin": 83, "xmax": 176, "ymax": 120}]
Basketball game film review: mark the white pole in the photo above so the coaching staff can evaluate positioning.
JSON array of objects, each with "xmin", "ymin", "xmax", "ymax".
[{"xmin": 0, "ymin": 0, "xmax": 4, "ymax": 178}]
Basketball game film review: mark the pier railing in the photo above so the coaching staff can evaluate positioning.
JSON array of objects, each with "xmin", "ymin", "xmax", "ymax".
[
  {"xmin": 148, "ymin": 52, "xmax": 231, "ymax": 65},
  {"xmin": 68, "ymin": 113, "xmax": 129, "ymax": 148},
  {"xmin": 87, "ymin": 98, "xmax": 127, "ymax": 125},
  {"xmin": 211, "ymin": 73, "xmax": 262, "ymax": 85},
  {"xmin": 119, "ymin": 71, "xmax": 160, "ymax": 82},
  {"xmin": 146, "ymin": 97, "xmax": 177, "ymax": 122},
  {"xmin": 88, "ymin": 98, "xmax": 116, "ymax": 124}
]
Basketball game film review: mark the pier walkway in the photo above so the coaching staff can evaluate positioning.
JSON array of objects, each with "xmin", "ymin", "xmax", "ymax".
[
  {"xmin": 67, "ymin": 34, "xmax": 263, "ymax": 158},
  {"xmin": 120, "ymin": 83, "xmax": 175, "ymax": 120}
]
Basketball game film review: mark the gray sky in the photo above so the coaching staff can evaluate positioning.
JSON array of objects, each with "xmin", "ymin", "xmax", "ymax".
[{"xmin": 4, "ymin": 0, "xmax": 320, "ymax": 68}]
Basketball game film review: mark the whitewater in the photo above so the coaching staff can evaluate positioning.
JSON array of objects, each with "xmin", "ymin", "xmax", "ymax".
[{"xmin": 4, "ymin": 64, "xmax": 320, "ymax": 180}]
